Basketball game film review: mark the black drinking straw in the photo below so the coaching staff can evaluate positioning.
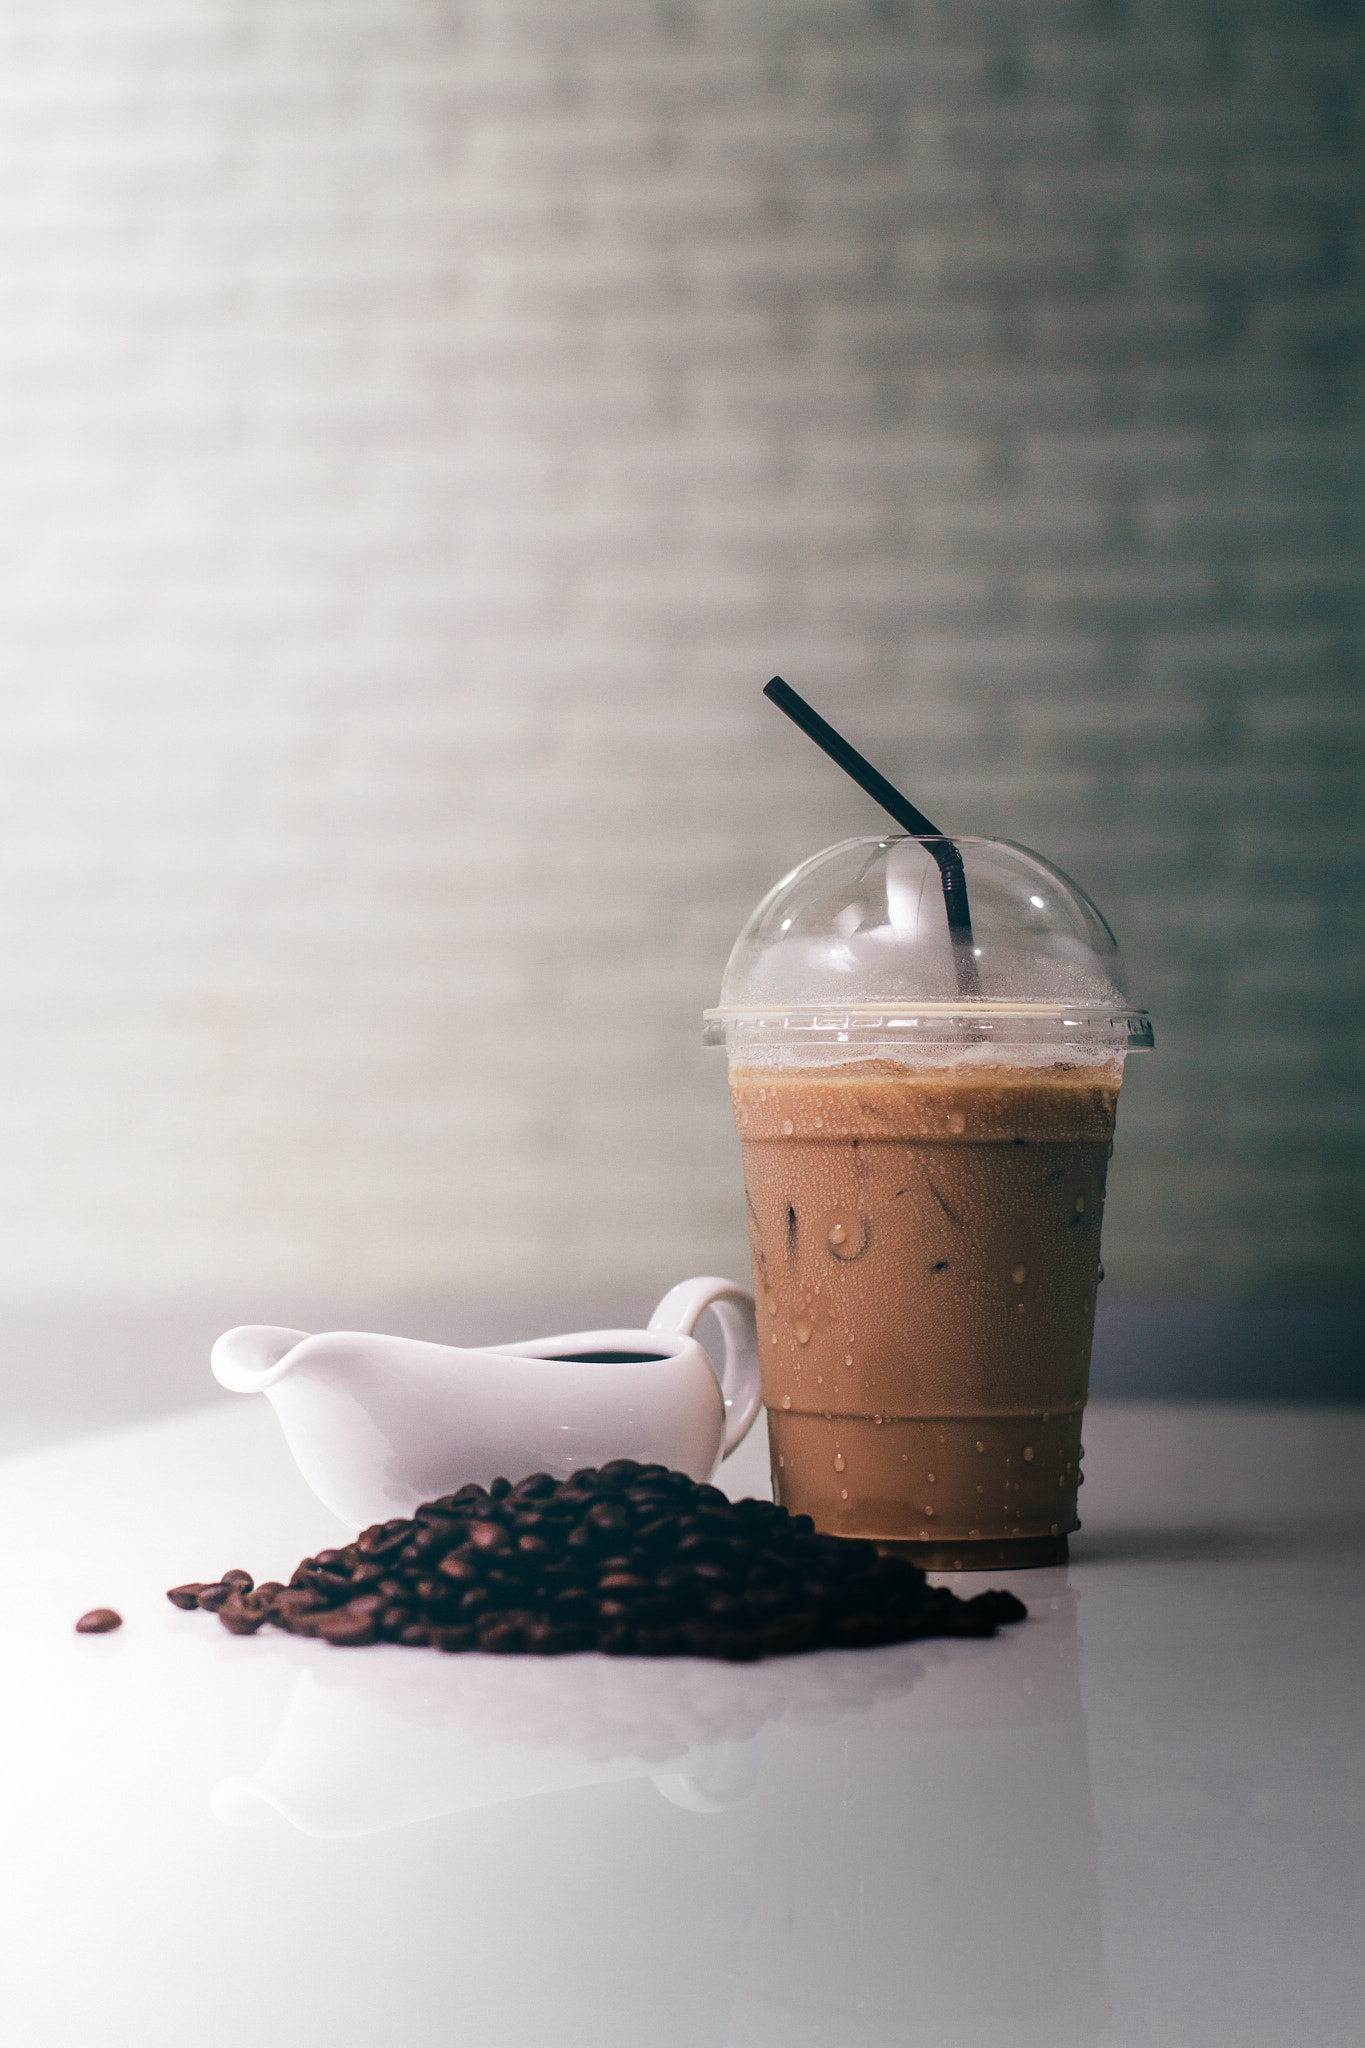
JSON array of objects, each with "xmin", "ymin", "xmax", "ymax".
[{"xmin": 763, "ymin": 677, "xmax": 981, "ymax": 998}]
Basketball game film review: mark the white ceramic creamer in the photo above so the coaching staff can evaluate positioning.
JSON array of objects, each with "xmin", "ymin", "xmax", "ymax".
[{"xmin": 211, "ymin": 1276, "xmax": 761, "ymax": 1529}]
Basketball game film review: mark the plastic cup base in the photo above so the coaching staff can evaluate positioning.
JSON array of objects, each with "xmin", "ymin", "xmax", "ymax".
[{"xmin": 875, "ymin": 1533, "xmax": 1070, "ymax": 1572}]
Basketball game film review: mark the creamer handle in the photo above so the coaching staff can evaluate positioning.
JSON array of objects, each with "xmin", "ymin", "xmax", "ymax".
[{"xmin": 648, "ymin": 1277, "xmax": 762, "ymax": 1457}]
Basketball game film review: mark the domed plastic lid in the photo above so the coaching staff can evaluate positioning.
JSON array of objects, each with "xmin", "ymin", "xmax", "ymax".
[{"xmin": 704, "ymin": 837, "xmax": 1152, "ymax": 1059}]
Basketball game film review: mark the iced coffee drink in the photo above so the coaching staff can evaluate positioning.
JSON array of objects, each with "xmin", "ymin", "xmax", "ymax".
[{"xmin": 706, "ymin": 837, "xmax": 1151, "ymax": 1568}]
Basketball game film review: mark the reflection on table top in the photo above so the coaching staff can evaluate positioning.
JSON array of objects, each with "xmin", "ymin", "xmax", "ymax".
[{"xmin": 1, "ymin": 1400, "xmax": 1362, "ymax": 2048}]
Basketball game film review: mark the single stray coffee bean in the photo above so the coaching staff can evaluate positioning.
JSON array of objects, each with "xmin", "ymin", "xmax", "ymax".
[
  {"xmin": 169, "ymin": 1462, "xmax": 1026, "ymax": 1661},
  {"xmin": 75, "ymin": 1608, "xmax": 122, "ymax": 1634}
]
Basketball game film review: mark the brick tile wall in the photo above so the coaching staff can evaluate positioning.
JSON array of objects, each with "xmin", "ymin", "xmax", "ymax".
[{"xmin": 0, "ymin": 0, "xmax": 1356, "ymax": 1388}]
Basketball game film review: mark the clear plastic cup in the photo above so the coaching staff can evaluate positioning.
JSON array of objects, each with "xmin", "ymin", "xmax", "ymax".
[{"xmin": 704, "ymin": 836, "xmax": 1153, "ymax": 1569}]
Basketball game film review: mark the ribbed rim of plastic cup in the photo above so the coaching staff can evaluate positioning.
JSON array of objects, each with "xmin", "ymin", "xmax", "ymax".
[{"xmin": 703, "ymin": 1004, "xmax": 1154, "ymax": 1050}]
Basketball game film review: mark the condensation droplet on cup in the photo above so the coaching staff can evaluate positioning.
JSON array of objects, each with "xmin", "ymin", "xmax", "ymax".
[
  {"xmin": 927, "ymin": 1472, "xmax": 936, "ymax": 1483},
  {"xmin": 1051, "ymin": 1523, "xmax": 1060, "ymax": 1535},
  {"xmin": 795, "ymin": 1321, "xmax": 812, "ymax": 1345},
  {"xmin": 840, "ymin": 1488, "xmax": 848, "ymax": 1500},
  {"xmin": 781, "ymin": 1394, "xmax": 791, "ymax": 1409},
  {"xmin": 1023, "ymin": 1445, "xmax": 1034, "ymax": 1461},
  {"xmin": 827, "ymin": 1220, "xmax": 848, "ymax": 1247},
  {"xmin": 975, "ymin": 1440, "xmax": 985, "ymax": 1453},
  {"xmin": 924, "ymin": 1504, "xmax": 934, "ymax": 1516},
  {"xmin": 844, "ymin": 1354, "xmax": 853, "ymax": 1367},
  {"xmin": 1011, "ymin": 1263, "xmax": 1028, "ymax": 1285},
  {"xmin": 833, "ymin": 1452, "xmax": 846, "ymax": 1472},
  {"xmin": 947, "ymin": 1110, "xmax": 966, "ymax": 1134},
  {"xmin": 1075, "ymin": 1195, "xmax": 1085, "ymax": 1213},
  {"xmin": 782, "ymin": 1120, "xmax": 793, "ymax": 1136}
]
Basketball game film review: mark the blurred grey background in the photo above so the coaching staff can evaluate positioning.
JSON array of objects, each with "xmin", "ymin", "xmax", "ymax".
[{"xmin": 0, "ymin": 0, "xmax": 1359, "ymax": 1442}]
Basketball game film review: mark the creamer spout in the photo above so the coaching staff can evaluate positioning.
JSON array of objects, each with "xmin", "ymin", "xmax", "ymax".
[{"xmin": 211, "ymin": 1325, "xmax": 312, "ymax": 1394}]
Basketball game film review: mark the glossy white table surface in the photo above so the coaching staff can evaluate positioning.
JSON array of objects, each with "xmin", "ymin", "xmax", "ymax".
[{"xmin": 2, "ymin": 1400, "xmax": 1362, "ymax": 2048}]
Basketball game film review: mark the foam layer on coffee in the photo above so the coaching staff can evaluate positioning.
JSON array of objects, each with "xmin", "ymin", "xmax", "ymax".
[
  {"xmin": 733, "ymin": 1060, "xmax": 1120, "ymax": 1141},
  {"xmin": 732, "ymin": 1061, "xmax": 1120, "ymax": 1551}
]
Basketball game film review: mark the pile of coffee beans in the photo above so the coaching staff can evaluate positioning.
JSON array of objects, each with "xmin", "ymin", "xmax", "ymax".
[{"xmin": 169, "ymin": 1461, "xmax": 1026, "ymax": 1661}]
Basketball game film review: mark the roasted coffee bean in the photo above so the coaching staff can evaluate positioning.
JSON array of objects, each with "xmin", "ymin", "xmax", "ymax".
[
  {"xmin": 550, "ymin": 1587, "xmax": 594, "ymax": 1616},
  {"xmin": 218, "ymin": 1593, "xmax": 269, "ymax": 1636},
  {"xmin": 690, "ymin": 1559, "xmax": 739, "ymax": 1587},
  {"xmin": 432, "ymin": 1625, "xmax": 474, "ymax": 1652},
  {"xmin": 315, "ymin": 1606, "xmax": 379, "ymax": 1646},
  {"xmin": 711, "ymin": 1629, "xmax": 762, "ymax": 1663},
  {"xmin": 941, "ymin": 1603, "xmax": 999, "ymax": 1638},
  {"xmin": 75, "ymin": 1607, "xmax": 122, "ymax": 1634},
  {"xmin": 968, "ymin": 1589, "xmax": 1028, "ymax": 1626},
  {"xmin": 176, "ymin": 1463, "xmax": 1026, "ymax": 1662},
  {"xmin": 597, "ymin": 1623, "xmax": 635, "ymax": 1656},
  {"xmin": 634, "ymin": 1626, "xmax": 685, "ymax": 1657},
  {"xmin": 437, "ymin": 1551, "xmax": 479, "ymax": 1584},
  {"xmin": 654, "ymin": 1562, "xmax": 701, "ymax": 1593},
  {"xmin": 510, "ymin": 1472, "xmax": 557, "ymax": 1500},
  {"xmin": 273, "ymin": 1588, "xmax": 327, "ymax": 1619}
]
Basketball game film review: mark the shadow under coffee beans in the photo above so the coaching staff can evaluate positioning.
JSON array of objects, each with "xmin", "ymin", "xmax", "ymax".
[{"xmin": 168, "ymin": 1462, "xmax": 1026, "ymax": 1661}]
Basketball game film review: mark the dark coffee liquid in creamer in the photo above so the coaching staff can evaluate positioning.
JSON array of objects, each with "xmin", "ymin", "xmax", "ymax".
[{"xmin": 732, "ymin": 1061, "xmax": 1120, "ymax": 1561}]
